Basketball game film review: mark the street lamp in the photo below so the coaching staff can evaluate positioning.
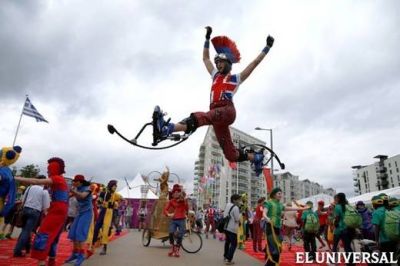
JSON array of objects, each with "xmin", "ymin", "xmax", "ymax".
[{"xmin": 255, "ymin": 127, "xmax": 274, "ymax": 176}]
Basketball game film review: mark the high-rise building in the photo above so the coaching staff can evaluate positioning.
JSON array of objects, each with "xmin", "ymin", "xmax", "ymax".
[
  {"xmin": 273, "ymin": 172, "xmax": 336, "ymax": 203},
  {"xmin": 193, "ymin": 126, "xmax": 336, "ymax": 209},
  {"xmin": 352, "ymin": 154, "xmax": 400, "ymax": 195},
  {"xmin": 193, "ymin": 126, "xmax": 266, "ymax": 209}
]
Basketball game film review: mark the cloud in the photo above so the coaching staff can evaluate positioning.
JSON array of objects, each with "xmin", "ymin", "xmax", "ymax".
[{"xmin": 1, "ymin": 0, "xmax": 399, "ymax": 198}]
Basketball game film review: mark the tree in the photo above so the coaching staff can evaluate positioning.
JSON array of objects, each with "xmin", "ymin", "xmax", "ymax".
[{"xmin": 19, "ymin": 164, "xmax": 40, "ymax": 178}]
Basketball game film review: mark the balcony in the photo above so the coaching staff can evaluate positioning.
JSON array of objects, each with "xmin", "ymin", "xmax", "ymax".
[
  {"xmin": 352, "ymin": 176, "xmax": 358, "ymax": 181},
  {"xmin": 381, "ymin": 180, "xmax": 389, "ymax": 187},
  {"xmin": 377, "ymin": 173, "xmax": 388, "ymax": 179},
  {"xmin": 376, "ymin": 166, "xmax": 387, "ymax": 173},
  {"xmin": 353, "ymin": 181, "xmax": 359, "ymax": 187}
]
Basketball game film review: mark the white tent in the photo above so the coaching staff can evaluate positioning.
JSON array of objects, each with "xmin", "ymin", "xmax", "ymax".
[
  {"xmin": 347, "ymin": 186, "xmax": 400, "ymax": 205},
  {"xmin": 297, "ymin": 193, "xmax": 334, "ymax": 210},
  {"xmin": 118, "ymin": 173, "xmax": 158, "ymax": 199}
]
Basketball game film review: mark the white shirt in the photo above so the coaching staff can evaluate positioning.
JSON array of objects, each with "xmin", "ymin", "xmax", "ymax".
[
  {"xmin": 224, "ymin": 203, "xmax": 240, "ymax": 234},
  {"xmin": 23, "ymin": 185, "xmax": 50, "ymax": 212}
]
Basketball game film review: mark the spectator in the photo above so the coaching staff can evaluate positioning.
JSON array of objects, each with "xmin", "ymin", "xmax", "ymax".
[
  {"xmin": 13, "ymin": 177, "xmax": 50, "ymax": 257},
  {"xmin": 195, "ymin": 208, "xmax": 204, "ymax": 233},
  {"xmin": 332, "ymin": 193, "xmax": 355, "ymax": 266},
  {"xmin": 253, "ymin": 197, "xmax": 265, "ymax": 253},
  {"xmin": 117, "ymin": 200, "xmax": 126, "ymax": 230},
  {"xmin": 301, "ymin": 201, "xmax": 319, "ymax": 261},
  {"xmin": 371, "ymin": 193, "xmax": 398, "ymax": 266},
  {"xmin": 65, "ymin": 196, "xmax": 78, "ymax": 231},
  {"xmin": 326, "ymin": 203, "xmax": 335, "ymax": 250},
  {"xmin": 125, "ymin": 203, "xmax": 133, "ymax": 229},
  {"xmin": 356, "ymin": 201, "xmax": 374, "ymax": 240},
  {"xmin": 245, "ymin": 207, "xmax": 254, "ymax": 241},
  {"xmin": 388, "ymin": 196, "xmax": 399, "ymax": 211},
  {"xmin": 282, "ymin": 202, "xmax": 298, "ymax": 251},
  {"xmin": 316, "ymin": 200, "xmax": 327, "ymax": 249},
  {"xmin": 138, "ymin": 201, "xmax": 148, "ymax": 232},
  {"xmin": 223, "ymin": 194, "xmax": 241, "ymax": 265},
  {"xmin": 205, "ymin": 205, "xmax": 216, "ymax": 239},
  {"xmin": 2, "ymin": 185, "xmax": 25, "ymax": 240}
]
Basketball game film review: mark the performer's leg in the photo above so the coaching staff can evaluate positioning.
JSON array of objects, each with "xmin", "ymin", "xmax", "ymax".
[
  {"xmin": 155, "ymin": 105, "xmax": 230, "ymax": 137},
  {"xmin": 212, "ymin": 125, "xmax": 244, "ymax": 162}
]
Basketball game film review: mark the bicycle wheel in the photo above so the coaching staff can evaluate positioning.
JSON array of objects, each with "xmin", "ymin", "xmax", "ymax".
[
  {"xmin": 181, "ymin": 231, "xmax": 202, "ymax": 253},
  {"xmin": 142, "ymin": 228, "xmax": 151, "ymax": 247}
]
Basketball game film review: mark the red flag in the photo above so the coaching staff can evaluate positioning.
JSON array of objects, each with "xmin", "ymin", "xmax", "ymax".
[
  {"xmin": 263, "ymin": 167, "xmax": 273, "ymax": 194},
  {"xmin": 229, "ymin": 161, "xmax": 237, "ymax": 169}
]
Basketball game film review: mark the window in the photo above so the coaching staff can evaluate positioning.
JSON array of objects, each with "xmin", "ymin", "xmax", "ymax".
[
  {"xmin": 389, "ymin": 163, "xmax": 391, "ymax": 168},
  {"xmin": 397, "ymin": 168, "xmax": 399, "ymax": 173},
  {"xmin": 396, "ymin": 161, "xmax": 398, "ymax": 167}
]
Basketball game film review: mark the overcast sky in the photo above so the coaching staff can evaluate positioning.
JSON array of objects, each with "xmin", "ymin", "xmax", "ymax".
[{"xmin": 1, "ymin": 0, "xmax": 399, "ymax": 197}]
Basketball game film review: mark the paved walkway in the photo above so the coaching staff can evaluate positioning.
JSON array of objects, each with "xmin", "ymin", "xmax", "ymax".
[{"xmin": 83, "ymin": 230, "xmax": 263, "ymax": 266}]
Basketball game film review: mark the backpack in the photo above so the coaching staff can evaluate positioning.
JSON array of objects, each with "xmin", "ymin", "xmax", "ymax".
[
  {"xmin": 343, "ymin": 205, "xmax": 362, "ymax": 229},
  {"xmin": 217, "ymin": 205, "xmax": 235, "ymax": 233},
  {"xmin": 383, "ymin": 209, "xmax": 400, "ymax": 241},
  {"xmin": 304, "ymin": 212, "xmax": 320, "ymax": 233}
]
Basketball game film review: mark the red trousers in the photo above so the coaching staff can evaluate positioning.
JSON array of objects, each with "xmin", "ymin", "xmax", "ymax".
[
  {"xmin": 252, "ymin": 219, "xmax": 263, "ymax": 250},
  {"xmin": 205, "ymin": 218, "xmax": 216, "ymax": 234},
  {"xmin": 193, "ymin": 101, "xmax": 238, "ymax": 162},
  {"xmin": 31, "ymin": 202, "xmax": 68, "ymax": 260}
]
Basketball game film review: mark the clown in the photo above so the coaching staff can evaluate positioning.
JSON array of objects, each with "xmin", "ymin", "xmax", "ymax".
[
  {"xmin": 64, "ymin": 175, "xmax": 93, "ymax": 266},
  {"xmin": 15, "ymin": 157, "xmax": 69, "ymax": 266},
  {"xmin": 237, "ymin": 193, "xmax": 248, "ymax": 250},
  {"xmin": 163, "ymin": 184, "xmax": 189, "ymax": 258},
  {"xmin": 153, "ymin": 26, "xmax": 274, "ymax": 176},
  {"xmin": 92, "ymin": 180, "xmax": 122, "ymax": 255},
  {"xmin": 0, "ymin": 146, "xmax": 22, "ymax": 240},
  {"xmin": 86, "ymin": 183, "xmax": 101, "ymax": 258}
]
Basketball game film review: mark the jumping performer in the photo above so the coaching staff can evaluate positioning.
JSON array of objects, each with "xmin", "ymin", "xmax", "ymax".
[{"xmin": 153, "ymin": 26, "xmax": 274, "ymax": 176}]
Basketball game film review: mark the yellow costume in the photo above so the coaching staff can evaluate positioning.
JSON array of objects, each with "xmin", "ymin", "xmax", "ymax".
[
  {"xmin": 237, "ymin": 193, "xmax": 248, "ymax": 249},
  {"xmin": 0, "ymin": 146, "xmax": 22, "ymax": 239},
  {"xmin": 92, "ymin": 180, "xmax": 122, "ymax": 255}
]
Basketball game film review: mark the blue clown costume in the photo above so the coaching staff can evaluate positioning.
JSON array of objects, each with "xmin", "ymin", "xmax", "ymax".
[
  {"xmin": 0, "ymin": 146, "xmax": 22, "ymax": 240},
  {"xmin": 65, "ymin": 174, "xmax": 93, "ymax": 265}
]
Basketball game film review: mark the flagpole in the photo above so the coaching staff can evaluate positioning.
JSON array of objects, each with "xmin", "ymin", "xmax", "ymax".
[{"xmin": 12, "ymin": 95, "xmax": 28, "ymax": 146}]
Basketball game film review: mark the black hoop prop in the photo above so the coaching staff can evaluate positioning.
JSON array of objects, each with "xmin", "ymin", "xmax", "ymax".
[
  {"xmin": 243, "ymin": 144, "xmax": 285, "ymax": 170},
  {"xmin": 107, "ymin": 123, "xmax": 191, "ymax": 150}
]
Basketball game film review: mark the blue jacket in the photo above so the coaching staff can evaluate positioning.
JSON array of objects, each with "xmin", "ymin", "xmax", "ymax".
[
  {"xmin": 0, "ymin": 166, "xmax": 16, "ymax": 217},
  {"xmin": 357, "ymin": 207, "xmax": 373, "ymax": 231}
]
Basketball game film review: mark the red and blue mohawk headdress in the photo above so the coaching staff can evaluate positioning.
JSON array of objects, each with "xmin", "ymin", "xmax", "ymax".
[{"xmin": 211, "ymin": 36, "xmax": 241, "ymax": 64}]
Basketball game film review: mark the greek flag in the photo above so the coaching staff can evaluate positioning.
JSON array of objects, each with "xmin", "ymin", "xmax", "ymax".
[{"xmin": 22, "ymin": 97, "xmax": 48, "ymax": 123}]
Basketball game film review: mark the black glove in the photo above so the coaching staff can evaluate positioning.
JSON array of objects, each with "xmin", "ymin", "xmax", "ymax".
[
  {"xmin": 267, "ymin": 35, "xmax": 274, "ymax": 48},
  {"xmin": 205, "ymin": 26, "xmax": 212, "ymax": 40}
]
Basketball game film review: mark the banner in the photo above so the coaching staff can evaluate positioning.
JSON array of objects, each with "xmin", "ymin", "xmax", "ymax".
[{"xmin": 263, "ymin": 167, "xmax": 273, "ymax": 194}]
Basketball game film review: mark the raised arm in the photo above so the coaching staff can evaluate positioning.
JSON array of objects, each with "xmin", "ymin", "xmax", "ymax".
[
  {"xmin": 15, "ymin": 176, "xmax": 53, "ymax": 186},
  {"xmin": 203, "ymin": 26, "xmax": 214, "ymax": 75},
  {"xmin": 71, "ymin": 187, "xmax": 90, "ymax": 200},
  {"xmin": 240, "ymin": 35, "xmax": 274, "ymax": 83}
]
